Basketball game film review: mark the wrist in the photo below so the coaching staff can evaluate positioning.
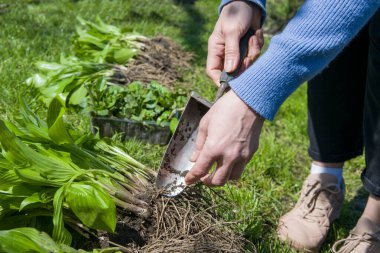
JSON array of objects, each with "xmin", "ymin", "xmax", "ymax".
[
  {"xmin": 219, "ymin": 0, "xmax": 265, "ymax": 28},
  {"xmin": 221, "ymin": 0, "xmax": 262, "ymax": 30},
  {"xmin": 229, "ymin": 90, "xmax": 265, "ymax": 123},
  {"xmin": 239, "ymin": 1, "xmax": 262, "ymax": 29}
]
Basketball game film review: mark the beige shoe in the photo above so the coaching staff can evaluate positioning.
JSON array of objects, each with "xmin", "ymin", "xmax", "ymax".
[
  {"xmin": 277, "ymin": 173, "xmax": 345, "ymax": 252},
  {"xmin": 332, "ymin": 217, "xmax": 380, "ymax": 253}
]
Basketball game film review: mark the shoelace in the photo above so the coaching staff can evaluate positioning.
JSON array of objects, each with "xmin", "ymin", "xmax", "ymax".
[
  {"xmin": 298, "ymin": 180, "xmax": 340, "ymax": 224},
  {"xmin": 332, "ymin": 233, "xmax": 374, "ymax": 253}
]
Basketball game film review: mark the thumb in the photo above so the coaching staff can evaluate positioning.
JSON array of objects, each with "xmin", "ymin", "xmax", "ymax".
[{"xmin": 224, "ymin": 31, "xmax": 241, "ymax": 73}]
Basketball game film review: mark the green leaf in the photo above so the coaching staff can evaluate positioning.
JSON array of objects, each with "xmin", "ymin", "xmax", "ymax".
[
  {"xmin": 36, "ymin": 61, "xmax": 64, "ymax": 72},
  {"xmin": 20, "ymin": 189, "xmax": 55, "ymax": 211},
  {"xmin": 0, "ymin": 227, "xmax": 78, "ymax": 253},
  {"xmin": 23, "ymin": 123, "xmax": 51, "ymax": 142},
  {"xmin": 14, "ymin": 167, "xmax": 62, "ymax": 187},
  {"xmin": 0, "ymin": 170, "xmax": 21, "ymax": 192},
  {"xmin": 65, "ymin": 182, "xmax": 116, "ymax": 232},
  {"xmin": 19, "ymin": 96, "xmax": 46, "ymax": 128},
  {"xmin": 0, "ymin": 212, "xmax": 53, "ymax": 231},
  {"xmin": 67, "ymin": 85, "xmax": 88, "ymax": 106},
  {"xmin": 95, "ymin": 109, "xmax": 109, "ymax": 116},
  {"xmin": 0, "ymin": 196, "xmax": 24, "ymax": 218},
  {"xmin": 94, "ymin": 16, "xmax": 121, "ymax": 35},
  {"xmin": 6, "ymin": 183, "xmax": 43, "ymax": 197},
  {"xmin": 169, "ymin": 117, "xmax": 179, "ymax": 133},
  {"xmin": 61, "ymin": 143, "xmax": 114, "ymax": 173},
  {"xmin": 0, "ymin": 120, "xmax": 79, "ymax": 184},
  {"xmin": 0, "ymin": 157, "xmax": 11, "ymax": 170},
  {"xmin": 26, "ymin": 73, "xmax": 47, "ymax": 88},
  {"xmin": 47, "ymin": 97, "xmax": 73, "ymax": 144},
  {"xmin": 52, "ymin": 186, "xmax": 72, "ymax": 245},
  {"xmin": 113, "ymin": 48, "xmax": 135, "ymax": 64},
  {"xmin": 76, "ymin": 27, "xmax": 106, "ymax": 49}
]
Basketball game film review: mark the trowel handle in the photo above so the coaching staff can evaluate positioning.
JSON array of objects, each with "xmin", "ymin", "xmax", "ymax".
[{"xmin": 215, "ymin": 28, "xmax": 255, "ymax": 102}]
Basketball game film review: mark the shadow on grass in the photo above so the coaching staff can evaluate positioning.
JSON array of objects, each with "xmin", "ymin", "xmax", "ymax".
[
  {"xmin": 173, "ymin": 0, "xmax": 208, "ymax": 62},
  {"xmin": 339, "ymin": 186, "xmax": 367, "ymax": 230},
  {"xmin": 119, "ymin": 0, "xmax": 208, "ymax": 62}
]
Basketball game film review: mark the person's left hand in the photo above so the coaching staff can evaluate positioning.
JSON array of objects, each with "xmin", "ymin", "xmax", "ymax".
[
  {"xmin": 206, "ymin": 1, "xmax": 264, "ymax": 86},
  {"xmin": 184, "ymin": 90, "xmax": 264, "ymax": 186}
]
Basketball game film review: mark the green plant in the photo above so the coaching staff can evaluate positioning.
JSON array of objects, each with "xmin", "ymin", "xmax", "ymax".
[
  {"xmin": 26, "ymin": 57, "xmax": 112, "ymax": 108},
  {"xmin": 26, "ymin": 18, "xmax": 186, "ymax": 129},
  {"xmin": 0, "ymin": 97, "xmax": 155, "ymax": 248},
  {"xmin": 73, "ymin": 17, "xmax": 146, "ymax": 65},
  {"xmin": 0, "ymin": 227, "xmax": 98, "ymax": 253},
  {"xmin": 93, "ymin": 81, "xmax": 186, "ymax": 128}
]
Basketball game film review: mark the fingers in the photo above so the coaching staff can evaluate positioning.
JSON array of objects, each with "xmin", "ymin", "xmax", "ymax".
[
  {"xmin": 202, "ymin": 158, "xmax": 247, "ymax": 186},
  {"xmin": 240, "ymin": 33, "xmax": 262, "ymax": 73},
  {"xmin": 223, "ymin": 30, "xmax": 242, "ymax": 73},
  {"xmin": 190, "ymin": 116, "xmax": 209, "ymax": 162},
  {"xmin": 207, "ymin": 28, "xmax": 264, "ymax": 85},
  {"xmin": 206, "ymin": 33, "xmax": 224, "ymax": 86},
  {"xmin": 185, "ymin": 91, "xmax": 263, "ymax": 187},
  {"xmin": 256, "ymin": 29, "xmax": 264, "ymax": 49},
  {"xmin": 186, "ymin": 115, "xmax": 212, "ymax": 185},
  {"xmin": 202, "ymin": 158, "xmax": 235, "ymax": 186},
  {"xmin": 229, "ymin": 160, "xmax": 246, "ymax": 180},
  {"xmin": 185, "ymin": 148, "xmax": 216, "ymax": 185}
]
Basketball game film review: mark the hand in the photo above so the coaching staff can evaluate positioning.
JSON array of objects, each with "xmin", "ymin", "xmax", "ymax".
[
  {"xmin": 184, "ymin": 90, "xmax": 264, "ymax": 186},
  {"xmin": 207, "ymin": 0, "xmax": 264, "ymax": 86}
]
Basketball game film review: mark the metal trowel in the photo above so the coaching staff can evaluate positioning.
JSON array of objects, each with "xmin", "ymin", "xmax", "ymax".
[{"xmin": 156, "ymin": 29, "xmax": 255, "ymax": 197}]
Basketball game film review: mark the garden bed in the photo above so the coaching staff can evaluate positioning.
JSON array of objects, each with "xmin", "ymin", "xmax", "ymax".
[{"xmin": 28, "ymin": 19, "xmax": 191, "ymax": 144}]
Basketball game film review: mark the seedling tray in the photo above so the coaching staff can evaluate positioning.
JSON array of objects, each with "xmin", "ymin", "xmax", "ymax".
[{"xmin": 91, "ymin": 116, "xmax": 171, "ymax": 145}]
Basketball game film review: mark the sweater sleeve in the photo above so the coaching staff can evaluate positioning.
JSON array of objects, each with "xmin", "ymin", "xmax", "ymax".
[
  {"xmin": 228, "ymin": 0, "xmax": 380, "ymax": 120},
  {"xmin": 219, "ymin": 0, "xmax": 266, "ymax": 25}
]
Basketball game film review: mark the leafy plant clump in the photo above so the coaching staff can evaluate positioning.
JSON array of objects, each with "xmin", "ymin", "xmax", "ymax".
[
  {"xmin": 73, "ymin": 17, "xmax": 144, "ymax": 65},
  {"xmin": 0, "ymin": 97, "xmax": 155, "ymax": 251},
  {"xmin": 26, "ymin": 18, "xmax": 189, "ymax": 128},
  {"xmin": 92, "ymin": 81, "xmax": 186, "ymax": 128}
]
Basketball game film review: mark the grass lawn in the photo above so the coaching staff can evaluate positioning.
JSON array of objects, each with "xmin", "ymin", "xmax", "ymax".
[{"xmin": 0, "ymin": 1, "xmax": 367, "ymax": 252}]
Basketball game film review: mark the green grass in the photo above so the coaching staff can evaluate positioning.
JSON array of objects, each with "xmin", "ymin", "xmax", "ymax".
[{"xmin": 0, "ymin": 1, "xmax": 367, "ymax": 252}]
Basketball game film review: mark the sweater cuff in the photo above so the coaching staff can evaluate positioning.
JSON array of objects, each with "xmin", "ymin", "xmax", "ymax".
[{"xmin": 219, "ymin": 0, "xmax": 267, "ymax": 26}]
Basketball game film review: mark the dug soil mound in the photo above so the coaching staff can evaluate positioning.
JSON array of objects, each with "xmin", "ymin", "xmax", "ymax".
[
  {"xmin": 97, "ymin": 183, "xmax": 253, "ymax": 253},
  {"xmin": 113, "ymin": 36, "xmax": 192, "ymax": 90}
]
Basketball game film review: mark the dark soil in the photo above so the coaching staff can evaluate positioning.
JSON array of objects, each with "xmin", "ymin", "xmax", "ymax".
[
  {"xmin": 97, "ymin": 185, "xmax": 254, "ymax": 253},
  {"xmin": 112, "ymin": 36, "xmax": 193, "ymax": 90}
]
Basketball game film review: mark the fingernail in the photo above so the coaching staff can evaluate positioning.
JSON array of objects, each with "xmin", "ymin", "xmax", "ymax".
[{"xmin": 225, "ymin": 59, "xmax": 234, "ymax": 72}]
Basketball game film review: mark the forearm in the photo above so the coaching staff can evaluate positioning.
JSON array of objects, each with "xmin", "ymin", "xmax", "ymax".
[{"xmin": 230, "ymin": 0, "xmax": 380, "ymax": 120}]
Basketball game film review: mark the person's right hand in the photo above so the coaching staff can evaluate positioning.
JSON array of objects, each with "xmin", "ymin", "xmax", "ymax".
[{"xmin": 207, "ymin": 1, "xmax": 264, "ymax": 85}]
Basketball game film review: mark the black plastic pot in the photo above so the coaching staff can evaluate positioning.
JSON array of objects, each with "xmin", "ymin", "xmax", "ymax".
[{"xmin": 91, "ymin": 116, "xmax": 171, "ymax": 145}]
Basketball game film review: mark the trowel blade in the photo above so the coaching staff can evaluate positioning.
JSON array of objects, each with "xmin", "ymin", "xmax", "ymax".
[{"xmin": 156, "ymin": 92, "xmax": 211, "ymax": 197}]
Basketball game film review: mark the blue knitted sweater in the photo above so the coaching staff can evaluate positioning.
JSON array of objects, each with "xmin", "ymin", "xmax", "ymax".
[{"xmin": 219, "ymin": 0, "xmax": 380, "ymax": 120}]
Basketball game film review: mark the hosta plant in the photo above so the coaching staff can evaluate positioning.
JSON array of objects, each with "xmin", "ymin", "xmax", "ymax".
[{"xmin": 0, "ymin": 97, "xmax": 155, "ymax": 249}]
